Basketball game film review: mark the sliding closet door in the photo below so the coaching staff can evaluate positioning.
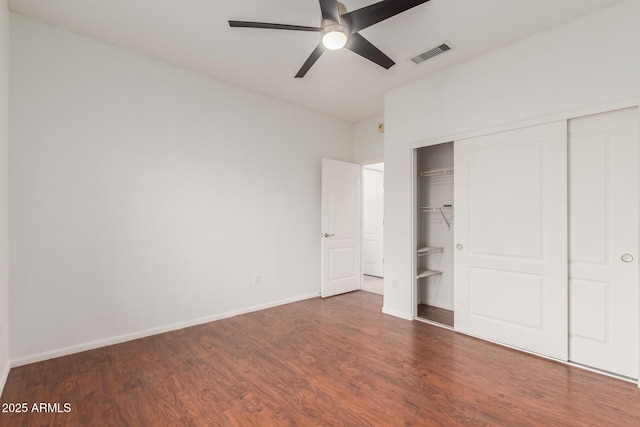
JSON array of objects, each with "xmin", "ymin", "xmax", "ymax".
[
  {"xmin": 568, "ymin": 108, "xmax": 639, "ymax": 379},
  {"xmin": 454, "ymin": 122, "xmax": 568, "ymax": 360}
]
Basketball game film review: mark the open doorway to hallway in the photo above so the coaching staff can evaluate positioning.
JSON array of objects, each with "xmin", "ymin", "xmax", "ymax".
[{"xmin": 362, "ymin": 162, "xmax": 384, "ymax": 295}]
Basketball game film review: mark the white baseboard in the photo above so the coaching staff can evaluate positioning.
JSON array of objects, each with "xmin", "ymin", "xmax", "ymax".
[
  {"xmin": 11, "ymin": 292, "xmax": 320, "ymax": 367},
  {"xmin": 0, "ymin": 360, "xmax": 9, "ymax": 396},
  {"xmin": 382, "ymin": 306, "xmax": 413, "ymax": 321}
]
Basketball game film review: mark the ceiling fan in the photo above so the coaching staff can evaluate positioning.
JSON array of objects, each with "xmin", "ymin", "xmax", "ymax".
[{"xmin": 229, "ymin": 0, "xmax": 431, "ymax": 78}]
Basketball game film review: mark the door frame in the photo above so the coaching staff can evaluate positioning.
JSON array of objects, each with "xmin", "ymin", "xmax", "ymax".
[
  {"xmin": 326, "ymin": 157, "xmax": 385, "ymax": 297},
  {"xmin": 411, "ymin": 142, "xmax": 455, "ymax": 322},
  {"xmin": 409, "ymin": 97, "xmax": 640, "ymax": 386}
]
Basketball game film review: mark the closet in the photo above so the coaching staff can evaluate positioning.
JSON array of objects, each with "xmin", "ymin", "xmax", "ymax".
[
  {"xmin": 415, "ymin": 143, "xmax": 454, "ymax": 327},
  {"xmin": 413, "ymin": 107, "xmax": 639, "ymax": 380}
]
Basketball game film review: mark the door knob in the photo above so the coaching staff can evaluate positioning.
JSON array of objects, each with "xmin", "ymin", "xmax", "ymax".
[
  {"xmin": 323, "ymin": 233, "xmax": 335, "ymax": 238},
  {"xmin": 456, "ymin": 243, "xmax": 463, "ymax": 250},
  {"xmin": 621, "ymin": 254, "xmax": 634, "ymax": 263}
]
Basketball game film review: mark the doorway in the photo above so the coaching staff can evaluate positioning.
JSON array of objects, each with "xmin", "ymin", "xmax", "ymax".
[
  {"xmin": 414, "ymin": 143, "xmax": 454, "ymax": 327},
  {"xmin": 362, "ymin": 163, "xmax": 384, "ymax": 295}
]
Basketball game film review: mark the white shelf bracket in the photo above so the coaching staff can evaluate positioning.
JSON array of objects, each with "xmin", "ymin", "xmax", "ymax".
[{"xmin": 439, "ymin": 208, "xmax": 451, "ymax": 230}]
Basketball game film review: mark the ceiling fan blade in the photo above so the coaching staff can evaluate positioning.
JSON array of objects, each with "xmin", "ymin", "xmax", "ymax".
[
  {"xmin": 229, "ymin": 21, "xmax": 321, "ymax": 32},
  {"xmin": 345, "ymin": 32, "xmax": 395, "ymax": 70},
  {"xmin": 295, "ymin": 43, "xmax": 326, "ymax": 78},
  {"xmin": 341, "ymin": 0, "xmax": 431, "ymax": 33},
  {"xmin": 319, "ymin": 0, "xmax": 340, "ymax": 23}
]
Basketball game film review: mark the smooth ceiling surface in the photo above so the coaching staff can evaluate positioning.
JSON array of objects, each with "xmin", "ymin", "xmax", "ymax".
[{"xmin": 9, "ymin": 0, "xmax": 624, "ymax": 122}]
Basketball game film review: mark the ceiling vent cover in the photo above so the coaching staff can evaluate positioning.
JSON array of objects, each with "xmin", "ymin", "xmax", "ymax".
[{"xmin": 410, "ymin": 43, "xmax": 452, "ymax": 64}]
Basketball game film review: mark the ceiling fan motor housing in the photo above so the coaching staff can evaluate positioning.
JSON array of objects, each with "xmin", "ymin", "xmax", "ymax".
[{"xmin": 336, "ymin": 2, "xmax": 348, "ymax": 17}]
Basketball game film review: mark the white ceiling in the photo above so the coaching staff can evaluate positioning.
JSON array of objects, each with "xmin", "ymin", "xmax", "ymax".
[{"xmin": 9, "ymin": 0, "xmax": 624, "ymax": 123}]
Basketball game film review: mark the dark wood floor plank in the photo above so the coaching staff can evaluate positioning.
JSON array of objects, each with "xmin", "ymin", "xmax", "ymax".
[
  {"xmin": 2, "ymin": 290, "xmax": 640, "ymax": 426},
  {"xmin": 418, "ymin": 303, "xmax": 454, "ymax": 327}
]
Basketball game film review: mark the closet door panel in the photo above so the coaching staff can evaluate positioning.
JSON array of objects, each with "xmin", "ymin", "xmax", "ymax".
[
  {"xmin": 468, "ymin": 142, "xmax": 542, "ymax": 258},
  {"xmin": 568, "ymin": 107, "xmax": 639, "ymax": 379},
  {"xmin": 454, "ymin": 121, "xmax": 568, "ymax": 360}
]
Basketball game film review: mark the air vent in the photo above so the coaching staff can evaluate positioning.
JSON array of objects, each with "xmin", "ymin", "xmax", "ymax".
[{"xmin": 410, "ymin": 43, "xmax": 452, "ymax": 64}]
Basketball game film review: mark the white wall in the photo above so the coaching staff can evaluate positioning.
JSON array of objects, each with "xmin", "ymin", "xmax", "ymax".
[
  {"xmin": 353, "ymin": 115, "xmax": 384, "ymax": 164},
  {"xmin": 0, "ymin": 0, "xmax": 10, "ymax": 391},
  {"xmin": 383, "ymin": 0, "xmax": 640, "ymax": 318},
  {"xmin": 9, "ymin": 14, "xmax": 354, "ymax": 363}
]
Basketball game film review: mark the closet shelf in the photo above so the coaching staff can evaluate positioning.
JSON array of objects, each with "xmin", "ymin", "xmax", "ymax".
[
  {"xmin": 419, "ymin": 206, "xmax": 453, "ymax": 213},
  {"xmin": 419, "ymin": 167, "xmax": 454, "ymax": 178},
  {"xmin": 417, "ymin": 269, "xmax": 443, "ymax": 279},
  {"xmin": 417, "ymin": 246, "xmax": 444, "ymax": 256}
]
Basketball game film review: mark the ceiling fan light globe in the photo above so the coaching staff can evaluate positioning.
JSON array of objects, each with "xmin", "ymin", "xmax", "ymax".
[
  {"xmin": 323, "ymin": 31, "xmax": 347, "ymax": 50},
  {"xmin": 322, "ymin": 24, "xmax": 348, "ymax": 50}
]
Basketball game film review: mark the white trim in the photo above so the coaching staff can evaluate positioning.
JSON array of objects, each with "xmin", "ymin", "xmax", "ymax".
[
  {"xmin": 382, "ymin": 306, "xmax": 413, "ymax": 320},
  {"xmin": 410, "ymin": 97, "xmax": 640, "ymax": 150},
  {"xmin": 0, "ymin": 360, "xmax": 9, "ymax": 395},
  {"xmin": 10, "ymin": 292, "xmax": 320, "ymax": 367},
  {"xmin": 360, "ymin": 165, "xmax": 365, "ymax": 291},
  {"xmin": 411, "ymin": 147, "xmax": 418, "ymax": 319},
  {"xmin": 638, "ymin": 106, "xmax": 640, "ymax": 389}
]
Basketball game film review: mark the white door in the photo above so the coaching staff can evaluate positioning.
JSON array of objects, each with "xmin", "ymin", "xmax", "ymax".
[
  {"xmin": 568, "ymin": 108, "xmax": 639, "ymax": 379},
  {"xmin": 362, "ymin": 167, "xmax": 384, "ymax": 277},
  {"xmin": 454, "ymin": 121, "xmax": 568, "ymax": 360},
  {"xmin": 321, "ymin": 159, "xmax": 362, "ymax": 297}
]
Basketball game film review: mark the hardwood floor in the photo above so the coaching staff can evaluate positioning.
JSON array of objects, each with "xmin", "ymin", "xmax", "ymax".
[
  {"xmin": 2, "ymin": 291, "xmax": 640, "ymax": 426},
  {"xmin": 417, "ymin": 303, "xmax": 454, "ymax": 328}
]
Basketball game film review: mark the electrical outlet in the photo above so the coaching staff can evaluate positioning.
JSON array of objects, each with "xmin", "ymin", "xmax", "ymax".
[
  {"xmin": 392, "ymin": 278, "xmax": 398, "ymax": 288},
  {"xmin": 252, "ymin": 274, "xmax": 261, "ymax": 286}
]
